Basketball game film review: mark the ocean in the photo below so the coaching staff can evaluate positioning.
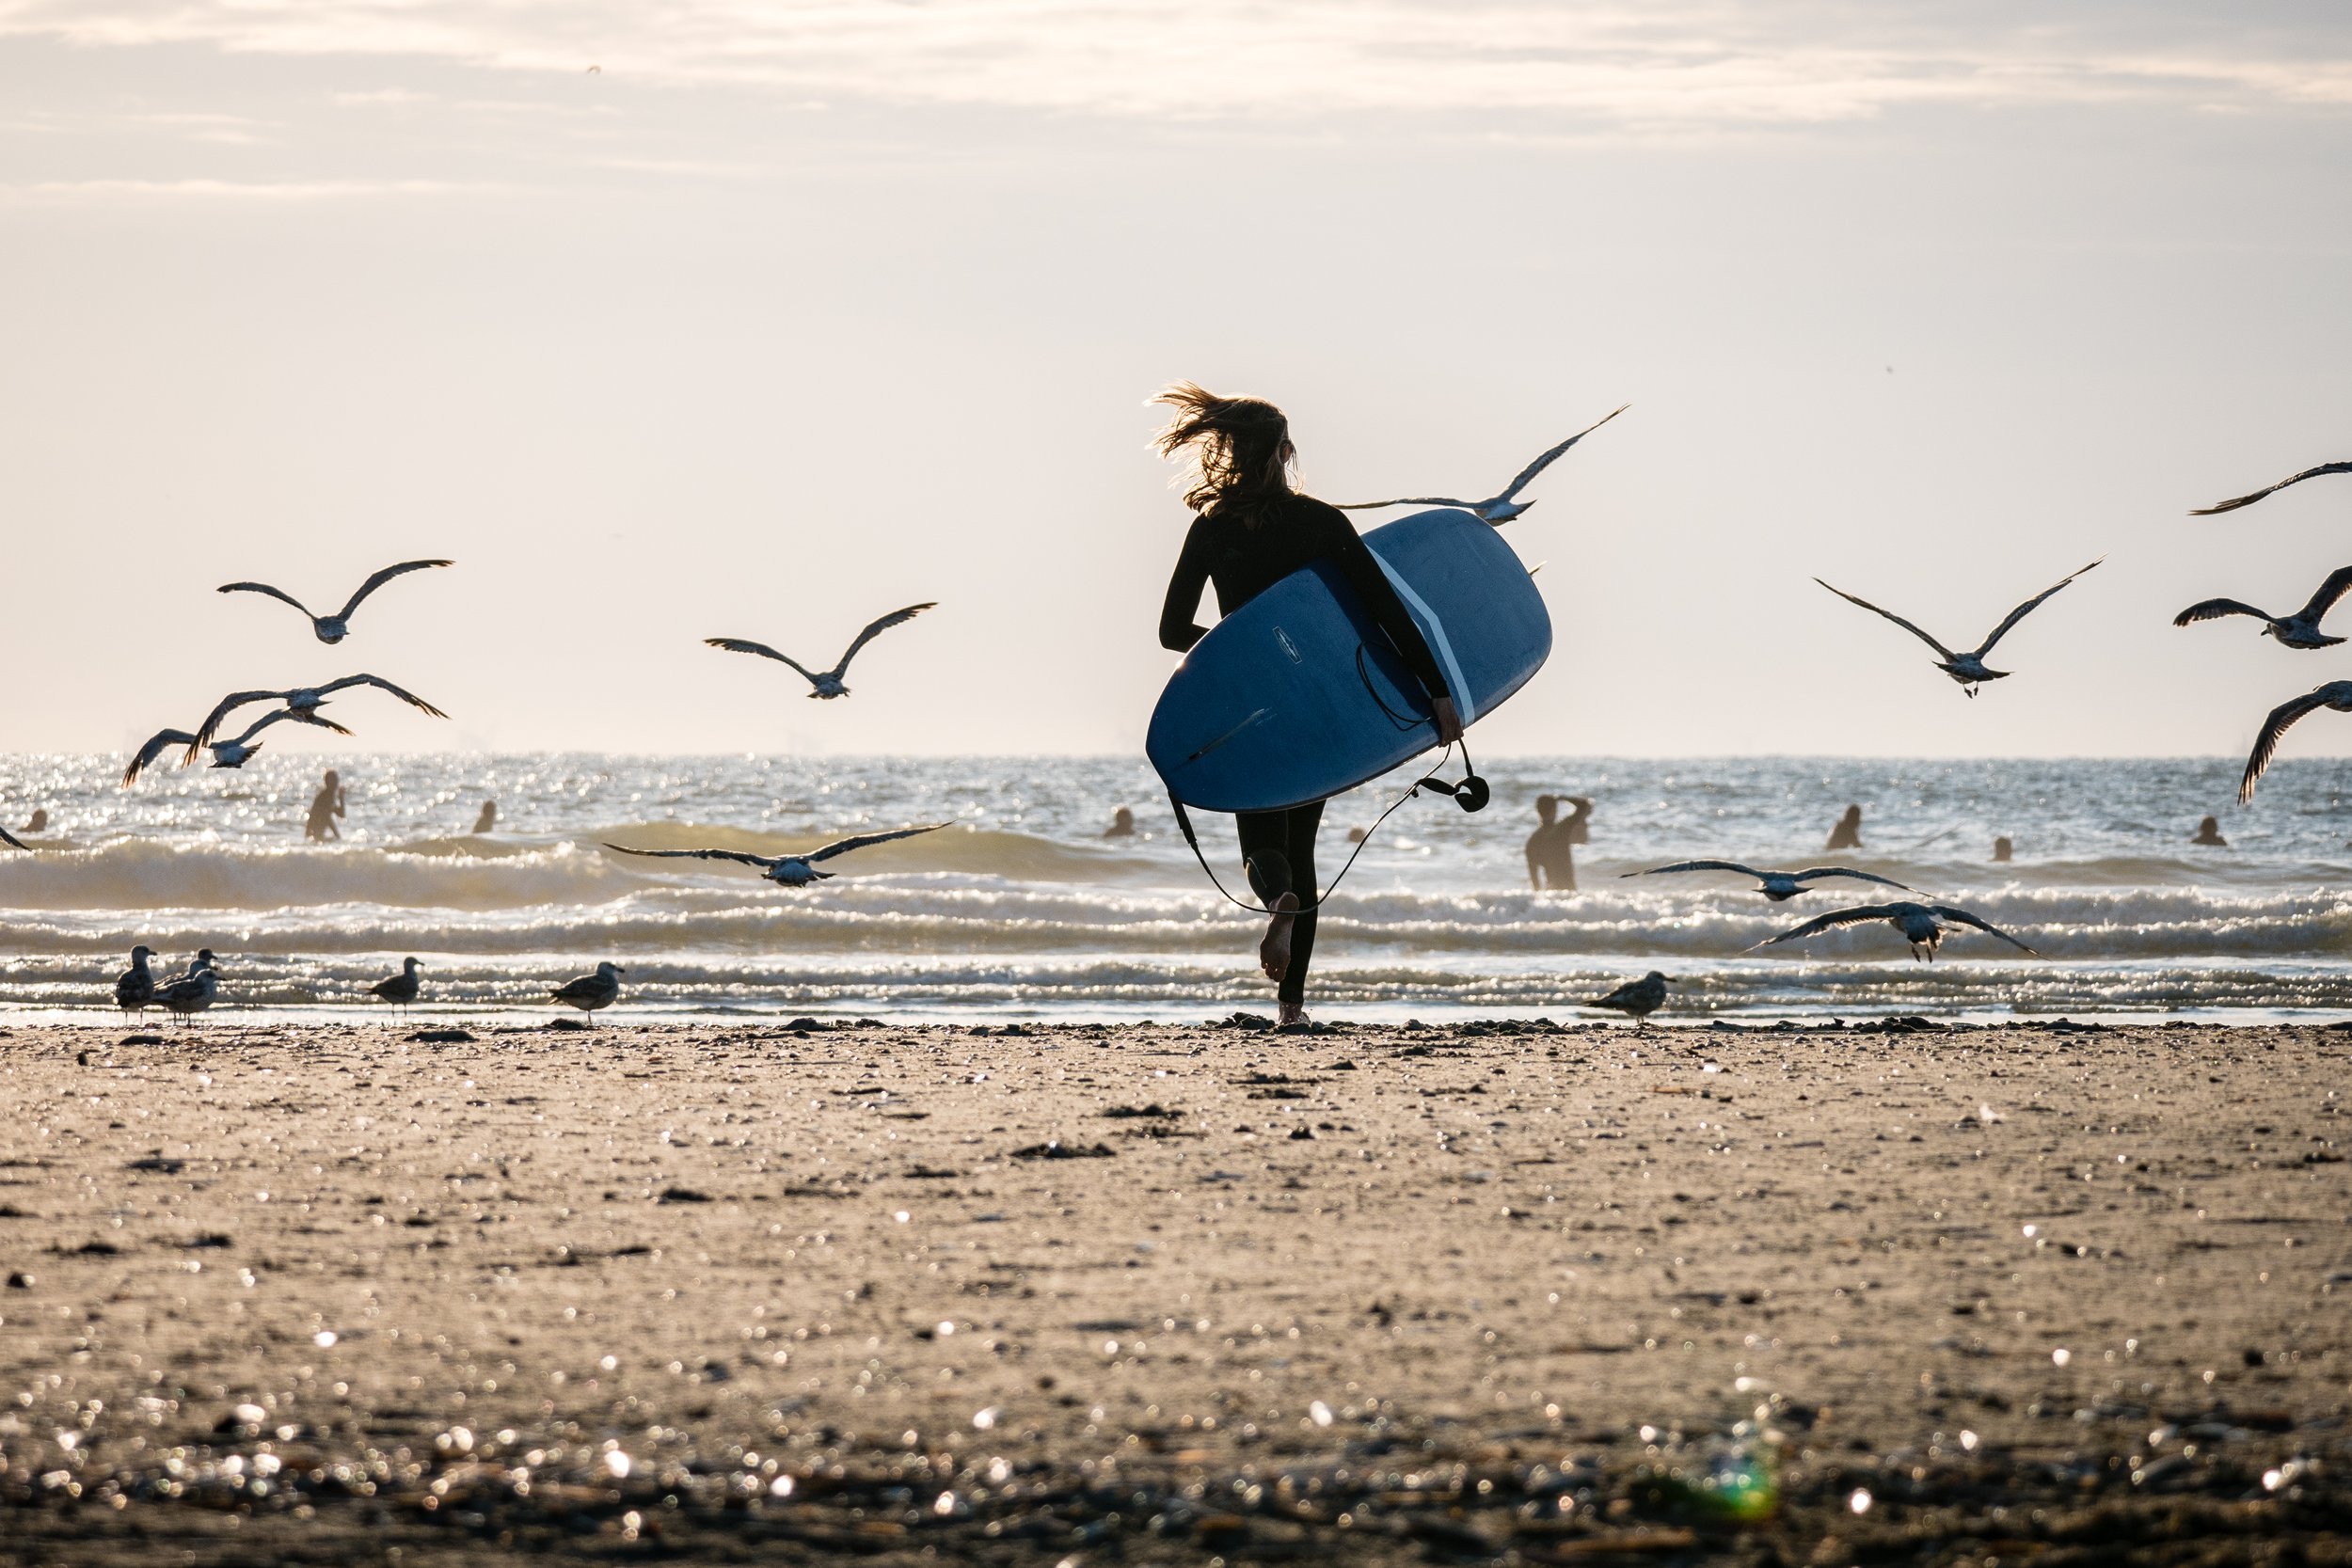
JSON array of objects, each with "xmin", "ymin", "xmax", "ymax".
[{"xmin": 2, "ymin": 752, "xmax": 2348, "ymax": 1023}]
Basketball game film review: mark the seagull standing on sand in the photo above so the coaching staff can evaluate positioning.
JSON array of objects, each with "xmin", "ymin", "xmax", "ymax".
[
  {"xmin": 216, "ymin": 560, "xmax": 453, "ymax": 643},
  {"xmin": 605, "ymin": 824, "xmax": 946, "ymax": 887},
  {"xmin": 705, "ymin": 603, "xmax": 936, "ymax": 700},
  {"xmin": 155, "ymin": 962, "xmax": 219, "ymax": 1027},
  {"xmin": 1750, "ymin": 902, "xmax": 2037, "ymax": 962},
  {"xmin": 1816, "ymin": 559, "xmax": 2102, "ymax": 697},
  {"xmin": 369, "ymin": 957, "xmax": 422, "ymax": 1015},
  {"xmin": 124, "ymin": 709, "xmax": 351, "ymax": 785},
  {"xmin": 2173, "ymin": 567, "xmax": 2352, "ymax": 650},
  {"xmin": 1585, "ymin": 970, "xmax": 1673, "ymax": 1023},
  {"xmin": 2191, "ymin": 462, "xmax": 2352, "ymax": 515},
  {"xmin": 114, "ymin": 945, "xmax": 157, "ymax": 1016},
  {"xmin": 550, "ymin": 961, "xmax": 624, "ymax": 1022},
  {"xmin": 190, "ymin": 675, "xmax": 447, "ymax": 756},
  {"xmin": 1336, "ymin": 407, "xmax": 1626, "ymax": 523},
  {"xmin": 2236, "ymin": 680, "xmax": 2352, "ymax": 803},
  {"xmin": 1622, "ymin": 861, "xmax": 1916, "ymax": 902}
]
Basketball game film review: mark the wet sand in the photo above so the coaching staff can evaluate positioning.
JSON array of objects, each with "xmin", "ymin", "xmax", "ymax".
[{"xmin": 0, "ymin": 1016, "xmax": 2345, "ymax": 1565}]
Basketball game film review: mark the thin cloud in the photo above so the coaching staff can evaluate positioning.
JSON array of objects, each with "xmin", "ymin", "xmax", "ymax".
[
  {"xmin": 1, "ymin": 2, "xmax": 2345, "ymax": 129},
  {"xmin": 9, "ymin": 177, "xmax": 491, "ymax": 200}
]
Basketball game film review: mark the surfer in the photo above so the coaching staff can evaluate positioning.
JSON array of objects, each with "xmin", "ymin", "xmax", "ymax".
[
  {"xmin": 2191, "ymin": 815, "xmax": 2228, "ymax": 847},
  {"xmin": 1154, "ymin": 384, "xmax": 1461, "ymax": 1026},
  {"xmin": 1103, "ymin": 806, "xmax": 1136, "ymax": 839},
  {"xmin": 1825, "ymin": 804, "xmax": 1864, "ymax": 851},
  {"xmin": 304, "ymin": 768, "xmax": 346, "ymax": 842},
  {"xmin": 1526, "ymin": 794, "xmax": 1592, "ymax": 891}
]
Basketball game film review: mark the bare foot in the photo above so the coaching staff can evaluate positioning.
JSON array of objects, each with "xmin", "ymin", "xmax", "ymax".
[
  {"xmin": 1259, "ymin": 892, "xmax": 1299, "ymax": 983},
  {"xmin": 1278, "ymin": 1002, "xmax": 1310, "ymax": 1028}
]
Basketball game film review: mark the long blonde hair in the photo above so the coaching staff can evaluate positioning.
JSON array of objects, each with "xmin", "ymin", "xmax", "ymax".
[{"xmin": 1152, "ymin": 382, "xmax": 1295, "ymax": 525}]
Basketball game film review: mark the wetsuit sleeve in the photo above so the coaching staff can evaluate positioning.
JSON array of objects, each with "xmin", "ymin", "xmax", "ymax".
[
  {"xmin": 1307, "ymin": 501, "xmax": 1451, "ymax": 703},
  {"xmin": 1159, "ymin": 516, "xmax": 1214, "ymax": 653}
]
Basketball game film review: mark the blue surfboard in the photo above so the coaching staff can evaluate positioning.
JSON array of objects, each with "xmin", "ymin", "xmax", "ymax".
[{"xmin": 1147, "ymin": 508, "xmax": 1550, "ymax": 815}]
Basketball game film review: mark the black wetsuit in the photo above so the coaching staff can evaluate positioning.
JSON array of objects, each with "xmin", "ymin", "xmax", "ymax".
[{"xmin": 1160, "ymin": 493, "xmax": 1451, "ymax": 1006}]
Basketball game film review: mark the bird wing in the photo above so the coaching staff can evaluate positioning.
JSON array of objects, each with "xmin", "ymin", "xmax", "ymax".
[
  {"xmin": 827, "ymin": 602, "xmax": 938, "ymax": 678},
  {"xmin": 336, "ymin": 559, "xmax": 453, "ymax": 621},
  {"xmin": 2172, "ymin": 598, "xmax": 2270, "ymax": 627},
  {"xmin": 550, "ymin": 974, "xmax": 611, "ymax": 999},
  {"xmin": 216, "ymin": 580, "xmax": 314, "ymax": 618},
  {"xmin": 189, "ymin": 689, "xmax": 289, "ymax": 756},
  {"xmin": 1748, "ymin": 904, "xmax": 1901, "ymax": 950},
  {"xmin": 1929, "ymin": 905, "xmax": 2039, "ymax": 954},
  {"xmin": 2191, "ymin": 461, "xmax": 2352, "ymax": 515},
  {"xmin": 603, "ymin": 842, "xmax": 778, "ymax": 869},
  {"xmin": 1589, "ymin": 979, "xmax": 1643, "ymax": 1006},
  {"xmin": 319, "ymin": 673, "xmax": 450, "ymax": 718},
  {"xmin": 1813, "ymin": 580, "xmax": 1953, "ymax": 658},
  {"xmin": 241, "ymin": 707, "xmax": 353, "ymax": 743},
  {"xmin": 122, "ymin": 729, "xmax": 198, "ymax": 785},
  {"xmin": 2238, "ymin": 687, "xmax": 2344, "ymax": 803},
  {"xmin": 806, "ymin": 823, "xmax": 948, "ymax": 862},
  {"xmin": 1974, "ymin": 558, "xmax": 2102, "ymax": 657},
  {"xmin": 0, "ymin": 824, "xmax": 24, "ymax": 851},
  {"xmin": 2295, "ymin": 565, "xmax": 2352, "ymax": 625},
  {"xmin": 1331, "ymin": 496, "xmax": 1473, "ymax": 512},
  {"xmin": 1788, "ymin": 867, "xmax": 1916, "ymax": 891},
  {"xmin": 1620, "ymin": 860, "xmax": 1762, "ymax": 879},
  {"xmin": 704, "ymin": 638, "xmax": 822, "ymax": 685},
  {"xmin": 1495, "ymin": 404, "xmax": 1629, "ymax": 501}
]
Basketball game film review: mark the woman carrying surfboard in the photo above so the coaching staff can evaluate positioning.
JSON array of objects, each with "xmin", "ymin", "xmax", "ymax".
[{"xmin": 1154, "ymin": 384, "xmax": 1463, "ymax": 1025}]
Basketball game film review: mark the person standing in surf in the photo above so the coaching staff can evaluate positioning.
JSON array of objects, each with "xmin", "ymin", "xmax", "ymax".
[{"xmin": 1154, "ymin": 384, "xmax": 1462, "ymax": 1026}]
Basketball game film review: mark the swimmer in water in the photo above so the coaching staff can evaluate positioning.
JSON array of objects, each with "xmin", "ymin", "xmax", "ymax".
[
  {"xmin": 473, "ymin": 800, "xmax": 497, "ymax": 834},
  {"xmin": 304, "ymin": 769, "xmax": 346, "ymax": 843},
  {"xmin": 1825, "ymin": 804, "xmax": 1864, "ymax": 851},
  {"xmin": 1992, "ymin": 835, "xmax": 2012, "ymax": 863},
  {"xmin": 2191, "ymin": 815, "xmax": 2228, "ymax": 847},
  {"xmin": 1103, "ymin": 806, "xmax": 1136, "ymax": 839},
  {"xmin": 20, "ymin": 808, "xmax": 46, "ymax": 835},
  {"xmin": 1526, "ymin": 794, "xmax": 1592, "ymax": 891}
]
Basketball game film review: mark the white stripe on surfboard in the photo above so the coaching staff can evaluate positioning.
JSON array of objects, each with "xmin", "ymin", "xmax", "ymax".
[{"xmin": 1363, "ymin": 546, "xmax": 1477, "ymax": 727}]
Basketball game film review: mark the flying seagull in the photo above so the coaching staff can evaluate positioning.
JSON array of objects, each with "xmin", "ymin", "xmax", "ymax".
[
  {"xmin": 1816, "ymin": 558, "xmax": 2102, "ymax": 696},
  {"xmin": 1622, "ymin": 861, "xmax": 1915, "ymax": 902},
  {"xmin": 2173, "ymin": 566, "xmax": 2352, "ymax": 650},
  {"xmin": 2237, "ymin": 679, "xmax": 2352, "ymax": 804},
  {"xmin": 0, "ymin": 822, "xmax": 24, "ymax": 851},
  {"xmin": 189, "ymin": 674, "xmax": 446, "ymax": 757},
  {"xmin": 1749, "ymin": 901, "xmax": 2037, "ymax": 962},
  {"xmin": 216, "ymin": 559, "xmax": 453, "ymax": 643},
  {"xmin": 550, "ymin": 960, "xmax": 624, "ymax": 1022},
  {"xmin": 1585, "ymin": 970, "xmax": 1672, "ymax": 1023},
  {"xmin": 114, "ymin": 944, "xmax": 157, "ymax": 1016},
  {"xmin": 705, "ymin": 602, "xmax": 937, "ymax": 700},
  {"xmin": 605, "ymin": 824, "xmax": 946, "ymax": 887},
  {"xmin": 2191, "ymin": 462, "xmax": 2352, "ymax": 515},
  {"xmin": 123, "ymin": 708, "xmax": 350, "ymax": 786},
  {"xmin": 1336, "ymin": 406, "xmax": 1628, "ymax": 524},
  {"xmin": 369, "ymin": 956, "xmax": 422, "ymax": 1015}
]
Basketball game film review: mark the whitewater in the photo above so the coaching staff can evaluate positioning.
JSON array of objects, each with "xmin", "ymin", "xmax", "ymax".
[{"xmin": 2, "ymin": 752, "xmax": 2348, "ymax": 1022}]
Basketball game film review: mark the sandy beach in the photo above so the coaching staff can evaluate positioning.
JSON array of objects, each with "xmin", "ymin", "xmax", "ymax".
[{"xmin": 0, "ymin": 1016, "xmax": 2345, "ymax": 1565}]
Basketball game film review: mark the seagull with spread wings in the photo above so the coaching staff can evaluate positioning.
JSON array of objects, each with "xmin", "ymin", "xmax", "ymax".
[
  {"xmin": 605, "ymin": 824, "xmax": 946, "ymax": 887},
  {"xmin": 2237, "ymin": 680, "xmax": 2352, "ymax": 804},
  {"xmin": 2174, "ymin": 566, "xmax": 2352, "ymax": 650},
  {"xmin": 1621, "ymin": 861, "xmax": 1916, "ymax": 902},
  {"xmin": 189, "ymin": 673, "xmax": 446, "ymax": 758},
  {"xmin": 1815, "ymin": 559, "xmax": 2102, "ymax": 697},
  {"xmin": 1336, "ymin": 406, "xmax": 1627, "ymax": 524},
  {"xmin": 706, "ymin": 602, "xmax": 936, "ymax": 699},
  {"xmin": 1749, "ymin": 901, "xmax": 2037, "ymax": 962},
  {"xmin": 216, "ymin": 559, "xmax": 453, "ymax": 643},
  {"xmin": 123, "ymin": 708, "xmax": 351, "ymax": 785},
  {"xmin": 2191, "ymin": 462, "xmax": 2352, "ymax": 515}
]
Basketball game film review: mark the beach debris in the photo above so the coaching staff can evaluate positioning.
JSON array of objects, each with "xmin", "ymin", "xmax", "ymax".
[
  {"xmin": 1010, "ymin": 1141, "xmax": 1115, "ymax": 1160},
  {"xmin": 407, "ymin": 1028, "xmax": 474, "ymax": 1043}
]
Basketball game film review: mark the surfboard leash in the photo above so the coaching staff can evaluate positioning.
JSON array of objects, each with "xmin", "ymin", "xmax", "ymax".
[{"xmin": 1164, "ymin": 740, "xmax": 1486, "ymax": 917}]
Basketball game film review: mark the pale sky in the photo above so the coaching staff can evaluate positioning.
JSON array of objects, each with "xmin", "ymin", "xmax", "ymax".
[{"xmin": 3, "ymin": 2, "xmax": 2350, "ymax": 760}]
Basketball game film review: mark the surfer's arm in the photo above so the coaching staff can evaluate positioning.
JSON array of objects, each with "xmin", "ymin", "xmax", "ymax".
[
  {"xmin": 1159, "ymin": 518, "xmax": 1214, "ymax": 653},
  {"xmin": 1312, "ymin": 505, "xmax": 1454, "ymax": 708}
]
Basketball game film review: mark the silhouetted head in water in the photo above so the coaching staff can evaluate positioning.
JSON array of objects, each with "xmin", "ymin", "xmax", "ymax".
[
  {"xmin": 22, "ymin": 808, "xmax": 45, "ymax": 833},
  {"xmin": 1104, "ymin": 806, "xmax": 1135, "ymax": 839},
  {"xmin": 1152, "ymin": 383, "xmax": 1295, "ymax": 527},
  {"xmin": 2192, "ymin": 815, "xmax": 2228, "ymax": 847},
  {"xmin": 474, "ymin": 800, "xmax": 498, "ymax": 834},
  {"xmin": 1534, "ymin": 794, "xmax": 1559, "ymax": 825},
  {"xmin": 1993, "ymin": 835, "xmax": 2012, "ymax": 863}
]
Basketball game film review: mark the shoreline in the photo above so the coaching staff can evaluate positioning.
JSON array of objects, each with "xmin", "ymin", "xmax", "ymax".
[{"xmin": 2, "ymin": 1020, "xmax": 2345, "ymax": 1564}]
